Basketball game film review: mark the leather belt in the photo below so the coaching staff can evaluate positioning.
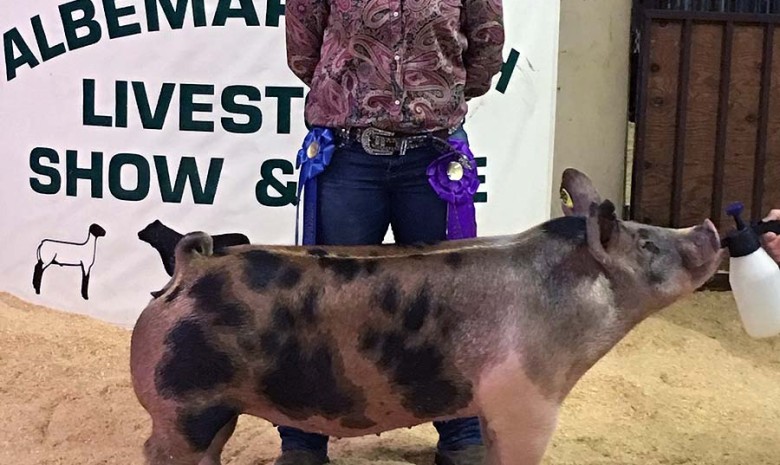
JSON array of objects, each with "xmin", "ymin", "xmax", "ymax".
[{"xmin": 336, "ymin": 126, "xmax": 456, "ymax": 156}]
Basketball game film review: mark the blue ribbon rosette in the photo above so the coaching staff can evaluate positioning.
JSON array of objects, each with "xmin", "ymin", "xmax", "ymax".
[
  {"xmin": 426, "ymin": 138, "xmax": 480, "ymax": 240},
  {"xmin": 295, "ymin": 127, "xmax": 336, "ymax": 245}
]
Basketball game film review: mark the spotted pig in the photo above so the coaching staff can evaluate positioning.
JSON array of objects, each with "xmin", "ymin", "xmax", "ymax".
[{"xmin": 129, "ymin": 168, "xmax": 724, "ymax": 465}]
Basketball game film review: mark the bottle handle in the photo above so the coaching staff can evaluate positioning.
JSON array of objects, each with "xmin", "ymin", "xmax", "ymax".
[{"xmin": 755, "ymin": 220, "xmax": 780, "ymax": 236}]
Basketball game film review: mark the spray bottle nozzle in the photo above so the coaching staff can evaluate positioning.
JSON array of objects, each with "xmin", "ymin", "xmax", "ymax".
[
  {"xmin": 726, "ymin": 201, "xmax": 746, "ymax": 230},
  {"xmin": 723, "ymin": 201, "xmax": 761, "ymax": 257}
]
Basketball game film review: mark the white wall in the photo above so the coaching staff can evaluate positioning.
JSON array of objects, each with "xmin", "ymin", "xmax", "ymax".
[{"xmin": 551, "ymin": 0, "xmax": 632, "ymax": 217}]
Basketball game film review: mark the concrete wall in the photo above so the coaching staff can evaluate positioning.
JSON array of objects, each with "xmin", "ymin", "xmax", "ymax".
[{"xmin": 550, "ymin": 0, "xmax": 633, "ymax": 218}]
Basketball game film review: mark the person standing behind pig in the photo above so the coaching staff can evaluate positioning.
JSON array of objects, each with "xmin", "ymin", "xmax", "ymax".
[{"xmin": 280, "ymin": 1, "xmax": 505, "ymax": 465}]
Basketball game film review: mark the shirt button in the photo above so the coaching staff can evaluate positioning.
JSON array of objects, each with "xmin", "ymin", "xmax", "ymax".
[
  {"xmin": 394, "ymin": 100, "xmax": 401, "ymax": 105},
  {"xmin": 394, "ymin": 55, "xmax": 400, "ymax": 61},
  {"xmin": 393, "ymin": 11, "xmax": 399, "ymax": 17}
]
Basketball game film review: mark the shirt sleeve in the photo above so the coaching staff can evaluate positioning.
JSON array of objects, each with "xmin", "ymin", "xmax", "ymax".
[
  {"xmin": 285, "ymin": 0, "xmax": 330, "ymax": 87},
  {"xmin": 462, "ymin": 0, "xmax": 506, "ymax": 99}
]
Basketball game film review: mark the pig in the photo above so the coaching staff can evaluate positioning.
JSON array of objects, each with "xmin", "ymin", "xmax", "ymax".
[{"xmin": 129, "ymin": 168, "xmax": 724, "ymax": 465}]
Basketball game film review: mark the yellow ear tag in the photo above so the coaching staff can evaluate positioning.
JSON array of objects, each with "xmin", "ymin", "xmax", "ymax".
[
  {"xmin": 306, "ymin": 141, "xmax": 320, "ymax": 159},
  {"xmin": 560, "ymin": 188, "xmax": 574, "ymax": 209}
]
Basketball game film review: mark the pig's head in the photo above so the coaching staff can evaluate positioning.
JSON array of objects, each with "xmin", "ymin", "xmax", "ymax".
[{"xmin": 560, "ymin": 168, "xmax": 724, "ymax": 313}]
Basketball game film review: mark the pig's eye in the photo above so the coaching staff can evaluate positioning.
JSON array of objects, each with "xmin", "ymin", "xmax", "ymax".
[{"xmin": 641, "ymin": 241, "xmax": 661, "ymax": 254}]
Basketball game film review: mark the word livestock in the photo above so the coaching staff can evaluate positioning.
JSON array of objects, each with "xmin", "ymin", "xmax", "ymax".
[
  {"xmin": 3, "ymin": 0, "xmax": 286, "ymax": 81},
  {"xmin": 83, "ymin": 79, "xmax": 305, "ymax": 134}
]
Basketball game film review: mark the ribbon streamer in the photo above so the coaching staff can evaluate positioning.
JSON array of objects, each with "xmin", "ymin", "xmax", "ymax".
[
  {"xmin": 295, "ymin": 128, "xmax": 336, "ymax": 245},
  {"xmin": 426, "ymin": 138, "xmax": 480, "ymax": 240}
]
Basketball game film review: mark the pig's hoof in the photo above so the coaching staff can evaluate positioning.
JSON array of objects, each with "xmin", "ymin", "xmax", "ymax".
[
  {"xmin": 434, "ymin": 445, "xmax": 486, "ymax": 465},
  {"xmin": 273, "ymin": 450, "xmax": 329, "ymax": 465}
]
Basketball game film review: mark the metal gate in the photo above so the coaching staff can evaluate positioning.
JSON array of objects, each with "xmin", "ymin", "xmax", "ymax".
[{"xmin": 630, "ymin": 0, "xmax": 780, "ymax": 235}]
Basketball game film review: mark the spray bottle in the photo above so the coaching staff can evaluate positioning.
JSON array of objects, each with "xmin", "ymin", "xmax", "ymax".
[{"xmin": 722, "ymin": 202, "xmax": 780, "ymax": 338}]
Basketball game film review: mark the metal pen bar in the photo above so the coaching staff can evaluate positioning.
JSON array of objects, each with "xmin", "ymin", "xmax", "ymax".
[
  {"xmin": 671, "ymin": 19, "xmax": 694, "ymax": 227},
  {"xmin": 711, "ymin": 21, "xmax": 734, "ymax": 227},
  {"xmin": 752, "ymin": 23, "xmax": 774, "ymax": 220}
]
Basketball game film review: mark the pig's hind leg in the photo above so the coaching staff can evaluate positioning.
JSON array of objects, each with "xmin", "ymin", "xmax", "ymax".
[
  {"xmin": 199, "ymin": 415, "xmax": 238, "ymax": 465},
  {"xmin": 143, "ymin": 405, "xmax": 239, "ymax": 465}
]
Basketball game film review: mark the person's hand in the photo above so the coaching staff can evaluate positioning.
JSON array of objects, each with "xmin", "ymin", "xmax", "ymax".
[{"xmin": 761, "ymin": 209, "xmax": 780, "ymax": 263}]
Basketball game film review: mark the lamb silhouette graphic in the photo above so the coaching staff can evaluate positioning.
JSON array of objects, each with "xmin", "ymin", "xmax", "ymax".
[
  {"xmin": 33, "ymin": 224, "xmax": 107, "ymax": 300},
  {"xmin": 137, "ymin": 219, "xmax": 250, "ymax": 277}
]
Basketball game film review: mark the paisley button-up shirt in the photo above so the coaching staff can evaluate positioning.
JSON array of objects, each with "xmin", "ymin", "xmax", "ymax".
[{"xmin": 285, "ymin": 0, "xmax": 505, "ymax": 133}]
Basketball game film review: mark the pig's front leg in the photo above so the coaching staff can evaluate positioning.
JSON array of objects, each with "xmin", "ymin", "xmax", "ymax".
[
  {"xmin": 479, "ymin": 407, "xmax": 558, "ymax": 465},
  {"xmin": 476, "ymin": 358, "xmax": 560, "ymax": 465}
]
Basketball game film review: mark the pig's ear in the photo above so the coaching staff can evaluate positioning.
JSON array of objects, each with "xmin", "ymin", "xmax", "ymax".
[
  {"xmin": 560, "ymin": 168, "xmax": 602, "ymax": 217},
  {"xmin": 586, "ymin": 199, "xmax": 619, "ymax": 265}
]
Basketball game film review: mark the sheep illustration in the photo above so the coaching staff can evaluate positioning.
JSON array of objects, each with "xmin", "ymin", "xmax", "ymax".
[{"xmin": 33, "ymin": 223, "xmax": 107, "ymax": 300}]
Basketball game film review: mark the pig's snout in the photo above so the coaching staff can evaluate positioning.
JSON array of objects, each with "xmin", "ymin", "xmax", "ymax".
[
  {"xmin": 680, "ymin": 219, "xmax": 722, "ymax": 270},
  {"xmin": 701, "ymin": 219, "xmax": 721, "ymax": 251}
]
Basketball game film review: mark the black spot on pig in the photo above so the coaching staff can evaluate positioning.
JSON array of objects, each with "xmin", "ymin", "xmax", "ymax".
[
  {"xmin": 363, "ymin": 259, "xmax": 379, "ymax": 275},
  {"xmin": 359, "ymin": 329, "xmax": 381, "ymax": 352},
  {"xmin": 241, "ymin": 250, "xmax": 306, "ymax": 290},
  {"xmin": 260, "ymin": 332, "xmax": 282, "ymax": 355},
  {"xmin": 375, "ymin": 282, "xmax": 400, "ymax": 316},
  {"xmin": 179, "ymin": 404, "xmax": 237, "ymax": 451},
  {"xmin": 319, "ymin": 257, "xmax": 361, "ymax": 282},
  {"xmin": 541, "ymin": 216, "xmax": 586, "ymax": 243},
  {"xmin": 272, "ymin": 304, "xmax": 296, "ymax": 331},
  {"xmin": 189, "ymin": 273, "xmax": 248, "ymax": 327},
  {"xmin": 444, "ymin": 253, "xmax": 464, "ymax": 269},
  {"xmin": 360, "ymin": 329, "xmax": 472, "ymax": 417},
  {"xmin": 253, "ymin": 296, "xmax": 371, "ymax": 425},
  {"xmin": 308, "ymin": 248, "xmax": 329, "ymax": 257},
  {"xmin": 257, "ymin": 338, "xmax": 356, "ymax": 419},
  {"xmin": 299, "ymin": 288, "xmax": 321, "ymax": 324},
  {"xmin": 242, "ymin": 250, "xmax": 284, "ymax": 290},
  {"xmin": 642, "ymin": 241, "xmax": 661, "ymax": 254},
  {"xmin": 277, "ymin": 266, "xmax": 303, "ymax": 288},
  {"xmin": 360, "ymin": 285, "xmax": 471, "ymax": 417},
  {"xmin": 403, "ymin": 286, "xmax": 431, "ymax": 332},
  {"xmin": 155, "ymin": 319, "xmax": 236, "ymax": 398}
]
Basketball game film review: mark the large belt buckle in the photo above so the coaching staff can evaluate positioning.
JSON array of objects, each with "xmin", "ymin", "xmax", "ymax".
[{"xmin": 360, "ymin": 127, "xmax": 397, "ymax": 156}]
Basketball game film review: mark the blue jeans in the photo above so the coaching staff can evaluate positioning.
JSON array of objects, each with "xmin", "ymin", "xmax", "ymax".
[{"xmin": 279, "ymin": 127, "xmax": 482, "ymax": 457}]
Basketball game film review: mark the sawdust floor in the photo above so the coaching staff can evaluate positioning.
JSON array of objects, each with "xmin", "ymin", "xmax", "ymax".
[{"xmin": 2, "ymin": 291, "xmax": 780, "ymax": 465}]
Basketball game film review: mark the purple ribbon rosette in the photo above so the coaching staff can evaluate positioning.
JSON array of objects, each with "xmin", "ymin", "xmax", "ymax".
[{"xmin": 426, "ymin": 138, "xmax": 480, "ymax": 240}]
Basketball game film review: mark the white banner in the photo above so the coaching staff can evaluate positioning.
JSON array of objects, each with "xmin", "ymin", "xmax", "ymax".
[{"xmin": 0, "ymin": 0, "xmax": 560, "ymax": 327}]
